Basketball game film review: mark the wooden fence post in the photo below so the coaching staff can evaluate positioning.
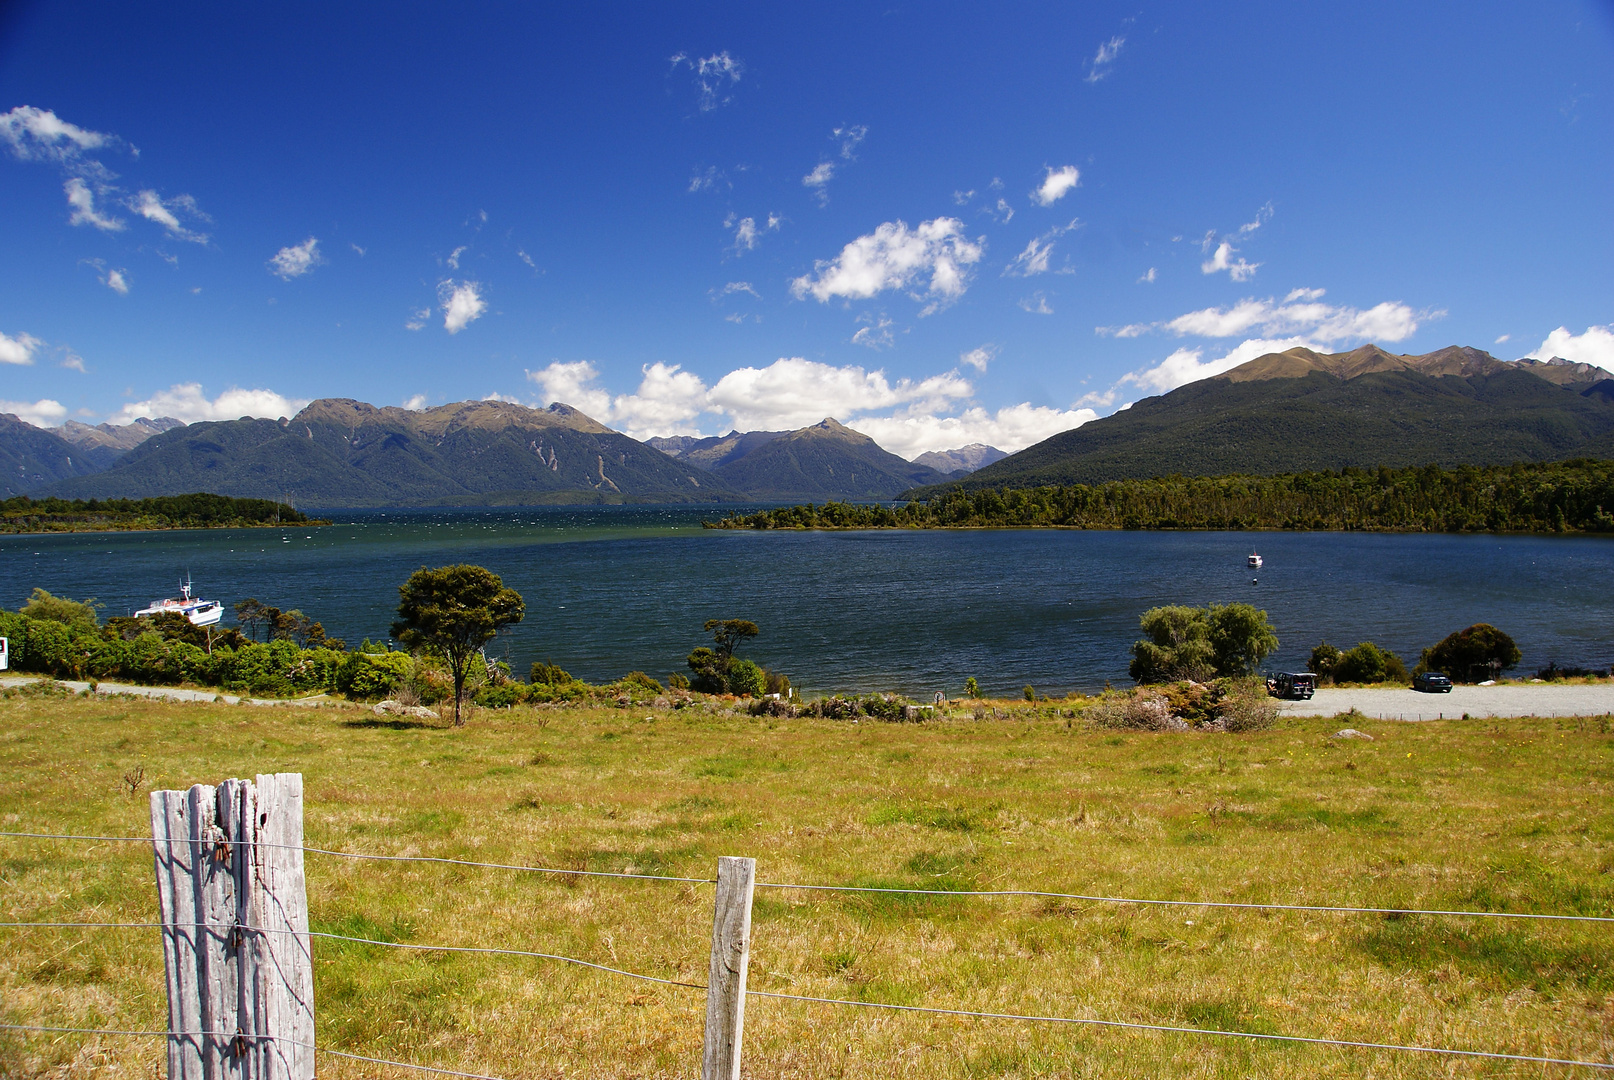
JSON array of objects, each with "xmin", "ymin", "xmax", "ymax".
[
  {"xmin": 151, "ymin": 773, "xmax": 314, "ymax": 1080},
  {"xmin": 701, "ymin": 856, "xmax": 756, "ymax": 1080}
]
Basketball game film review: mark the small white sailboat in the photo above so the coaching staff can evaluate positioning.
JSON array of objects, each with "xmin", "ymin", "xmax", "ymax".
[
  {"xmin": 1247, "ymin": 550, "xmax": 1263, "ymax": 568},
  {"xmin": 134, "ymin": 576, "xmax": 224, "ymax": 627}
]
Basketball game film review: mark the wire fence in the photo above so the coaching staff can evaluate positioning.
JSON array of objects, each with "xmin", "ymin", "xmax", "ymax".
[{"xmin": 2, "ymin": 829, "xmax": 1610, "ymax": 1073}]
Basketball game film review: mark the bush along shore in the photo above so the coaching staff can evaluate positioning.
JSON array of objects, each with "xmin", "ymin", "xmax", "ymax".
[
  {"xmin": 706, "ymin": 459, "xmax": 1614, "ymax": 533},
  {"xmin": 0, "ymin": 493, "xmax": 325, "ymax": 533}
]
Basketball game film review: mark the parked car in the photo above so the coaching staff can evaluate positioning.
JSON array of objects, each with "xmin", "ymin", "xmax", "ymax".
[
  {"xmin": 1266, "ymin": 672, "xmax": 1316, "ymax": 700},
  {"xmin": 1412, "ymin": 671, "xmax": 1453, "ymax": 693}
]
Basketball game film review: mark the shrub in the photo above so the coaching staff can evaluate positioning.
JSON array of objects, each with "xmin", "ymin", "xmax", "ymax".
[
  {"xmin": 668, "ymin": 673, "xmax": 690, "ymax": 690},
  {"xmin": 337, "ymin": 651, "xmax": 414, "ymax": 699},
  {"xmin": 686, "ymin": 647, "xmax": 727, "ymax": 693},
  {"xmin": 727, "ymin": 658, "xmax": 766, "ymax": 698},
  {"xmin": 24, "ymin": 618, "xmax": 76, "ymax": 677},
  {"xmin": 1023, "ymin": 685, "xmax": 1036, "ymax": 702},
  {"xmin": 473, "ymin": 682, "xmax": 527, "ymax": 708},
  {"xmin": 964, "ymin": 676, "xmax": 979, "ymax": 698},
  {"xmin": 764, "ymin": 670, "xmax": 791, "ymax": 698},
  {"xmin": 530, "ymin": 660, "xmax": 574, "ymax": 686},
  {"xmin": 1086, "ymin": 690, "xmax": 1184, "ymax": 731},
  {"xmin": 20, "ymin": 588, "xmax": 100, "ymax": 632},
  {"xmin": 1419, "ymin": 623, "xmax": 1521, "ymax": 682},
  {"xmin": 1332, "ymin": 642, "xmax": 1409, "ymax": 685},
  {"xmin": 619, "ymin": 671, "xmax": 663, "ymax": 693}
]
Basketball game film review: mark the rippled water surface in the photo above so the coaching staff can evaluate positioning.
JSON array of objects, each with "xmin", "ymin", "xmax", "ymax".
[{"xmin": 2, "ymin": 506, "xmax": 1609, "ymax": 696}]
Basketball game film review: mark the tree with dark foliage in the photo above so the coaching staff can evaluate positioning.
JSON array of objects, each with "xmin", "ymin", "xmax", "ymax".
[{"xmin": 392, "ymin": 565, "xmax": 525, "ymax": 725}]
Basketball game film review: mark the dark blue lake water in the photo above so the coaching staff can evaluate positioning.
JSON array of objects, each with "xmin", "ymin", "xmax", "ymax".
[{"xmin": 1, "ymin": 507, "xmax": 1608, "ymax": 697}]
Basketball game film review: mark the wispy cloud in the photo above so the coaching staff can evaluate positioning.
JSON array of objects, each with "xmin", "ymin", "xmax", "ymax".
[
  {"xmin": 1084, "ymin": 35, "xmax": 1125, "ymax": 83},
  {"xmin": 791, "ymin": 217, "xmax": 983, "ymax": 314},
  {"xmin": 851, "ymin": 313, "xmax": 895, "ymax": 350},
  {"xmin": 104, "ymin": 267, "xmax": 130, "ymax": 294},
  {"xmin": 726, "ymin": 212, "xmax": 781, "ymax": 254},
  {"xmin": 1004, "ymin": 219, "xmax": 1079, "ymax": 277},
  {"xmin": 712, "ymin": 281, "xmax": 761, "ymax": 300},
  {"xmin": 64, "ymin": 177, "xmax": 124, "ymax": 231},
  {"xmin": 1031, "ymin": 165, "xmax": 1080, "ymax": 207},
  {"xmin": 269, "ymin": 237, "xmax": 322, "ymax": 280},
  {"xmin": 802, "ymin": 124, "xmax": 869, "ymax": 205},
  {"xmin": 446, "ymin": 245, "xmax": 468, "ymax": 270},
  {"xmin": 131, "ymin": 189, "xmax": 209, "ymax": 243},
  {"xmin": 1201, "ymin": 240, "xmax": 1259, "ymax": 281},
  {"xmin": 438, "ymin": 280, "xmax": 487, "ymax": 334},
  {"xmin": 1139, "ymin": 267, "xmax": 1157, "ymax": 284},
  {"xmin": 1018, "ymin": 291, "xmax": 1053, "ymax": 315},
  {"xmin": 688, "ymin": 166, "xmax": 728, "ymax": 193},
  {"xmin": 669, "ymin": 50, "xmax": 744, "ymax": 111},
  {"xmin": 404, "ymin": 307, "xmax": 430, "ymax": 332}
]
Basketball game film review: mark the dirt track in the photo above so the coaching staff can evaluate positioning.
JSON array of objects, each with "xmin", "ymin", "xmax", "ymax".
[{"xmin": 1276, "ymin": 682, "xmax": 1614, "ymax": 720}]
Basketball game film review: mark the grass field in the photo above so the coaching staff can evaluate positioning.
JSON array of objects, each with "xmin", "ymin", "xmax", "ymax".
[{"xmin": 2, "ymin": 690, "xmax": 1611, "ymax": 1078}]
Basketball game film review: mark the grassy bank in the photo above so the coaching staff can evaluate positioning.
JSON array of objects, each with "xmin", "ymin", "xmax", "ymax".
[{"xmin": 2, "ymin": 693, "xmax": 1610, "ymax": 1077}]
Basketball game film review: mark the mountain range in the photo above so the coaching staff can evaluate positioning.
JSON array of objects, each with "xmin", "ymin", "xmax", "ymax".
[
  {"xmin": 909, "ymin": 346, "xmax": 1614, "ymax": 495},
  {"xmin": 4, "ymin": 401, "xmax": 979, "ymax": 506}
]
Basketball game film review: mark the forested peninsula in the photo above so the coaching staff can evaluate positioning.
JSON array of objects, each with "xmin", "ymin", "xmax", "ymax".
[
  {"xmin": 0, "ymin": 494, "xmax": 324, "ymax": 534},
  {"xmin": 707, "ymin": 460, "xmax": 1614, "ymax": 534}
]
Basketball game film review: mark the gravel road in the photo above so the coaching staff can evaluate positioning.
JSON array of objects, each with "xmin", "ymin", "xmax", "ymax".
[
  {"xmin": 1277, "ymin": 683, "xmax": 1614, "ymax": 720},
  {"xmin": 0, "ymin": 675, "xmax": 336, "ymax": 707}
]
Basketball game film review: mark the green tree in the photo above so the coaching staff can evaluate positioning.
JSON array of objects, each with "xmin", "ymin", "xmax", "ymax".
[
  {"xmin": 1129, "ymin": 605, "xmax": 1217, "ymax": 683},
  {"xmin": 391, "ymin": 565, "xmax": 525, "ymax": 725},
  {"xmin": 21, "ymin": 588, "xmax": 100, "ymax": 632},
  {"xmin": 1206, "ymin": 603, "xmax": 1279, "ymax": 677},
  {"xmin": 704, "ymin": 619, "xmax": 759, "ymax": 661},
  {"xmin": 964, "ymin": 676, "xmax": 980, "ymax": 698},
  {"xmin": 1420, "ymin": 623, "xmax": 1521, "ymax": 683},
  {"xmin": 1309, "ymin": 641, "xmax": 1341, "ymax": 682},
  {"xmin": 1333, "ymin": 641, "xmax": 1409, "ymax": 684},
  {"xmin": 1129, "ymin": 603, "xmax": 1278, "ymax": 684}
]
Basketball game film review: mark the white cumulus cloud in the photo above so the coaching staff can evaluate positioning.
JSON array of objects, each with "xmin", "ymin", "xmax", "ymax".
[
  {"xmin": 851, "ymin": 403, "xmax": 1095, "ymax": 459},
  {"xmin": 0, "ymin": 397, "xmax": 68, "ymax": 427},
  {"xmin": 269, "ymin": 237, "xmax": 322, "ymax": 280},
  {"xmin": 104, "ymin": 268, "xmax": 130, "ymax": 294},
  {"xmin": 792, "ymin": 218, "xmax": 983, "ymax": 314},
  {"xmin": 0, "ymin": 330, "xmax": 44, "ymax": 365},
  {"xmin": 1201, "ymin": 240, "xmax": 1259, "ymax": 281},
  {"xmin": 0, "ymin": 106, "xmax": 113, "ymax": 163},
  {"xmin": 1032, "ymin": 165, "xmax": 1080, "ymax": 207},
  {"xmin": 439, "ymin": 280, "xmax": 487, "ymax": 334},
  {"xmin": 1119, "ymin": 337, "xmax": 1317, "ymax": 395},
  {"xmin": 960, "ymin": 345, "xmax": 995, "ymax": 372},
  {"xmin": 109, "ymin": 383, "xmax": 309, "ymax": 426},
  {"xmin": 1527, "ymin": 325, "xmax": 1614, "ymax": 373}
]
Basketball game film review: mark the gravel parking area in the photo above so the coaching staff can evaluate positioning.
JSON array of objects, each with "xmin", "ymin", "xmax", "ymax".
[{"xmin": 1278, "ymin": 682, "xmax": 1614, "ymax": 720}]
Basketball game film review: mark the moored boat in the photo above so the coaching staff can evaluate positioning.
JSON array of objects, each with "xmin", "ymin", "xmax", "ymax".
[
  {"xmin": 134, "ymin": 576, "xmax": 224, "ymax": 626},
  {"xmin": 1247, "ymin": 551, "xmax": 1263, "ymax": 568}
]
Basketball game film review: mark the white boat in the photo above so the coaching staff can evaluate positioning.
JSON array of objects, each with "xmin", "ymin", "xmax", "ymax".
[
  {"xmin": 134, "ymin": 577, "xmax": 224, "ymax": 627},
  {"xmin": 1247, "ymin": 551, "xmax": 1263, "ymax": 568}
]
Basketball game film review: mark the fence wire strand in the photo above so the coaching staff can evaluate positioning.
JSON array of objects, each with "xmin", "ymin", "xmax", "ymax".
[
  {"xmin": 5, "ymin": 830, "xmax": 1609, "ymax": 923},
  {"xmin": 0, "ymin": 1023, "xmax": 509, "ymax": 1080},
  {"xmin": 743, "ymin": 990, "xmax": 1614, "ymax": 1070}
]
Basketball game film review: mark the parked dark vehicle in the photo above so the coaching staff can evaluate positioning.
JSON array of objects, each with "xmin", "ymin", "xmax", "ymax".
[
  {"xmin": 1266, "ymin": 672, "xmax": 1316, "ymax": 700},
  {"xmin": 1413, "ymin": 671, "xmax": 1453, "ymax": 693}
]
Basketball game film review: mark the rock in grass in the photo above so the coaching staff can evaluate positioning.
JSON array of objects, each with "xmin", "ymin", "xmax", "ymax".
[
  {"xmin": 1332, "ymin": 728, "xmax": 1374, "ymax": 740},
  {"xmin": 374, "ymin": 699, "xmax": 440, "ymax": 721}
]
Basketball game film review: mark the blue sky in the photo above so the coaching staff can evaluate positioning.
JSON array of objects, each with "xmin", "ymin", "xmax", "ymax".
[{"xmin": 2, "ymin": 1, "xmax": 1611, "ymax": 457}]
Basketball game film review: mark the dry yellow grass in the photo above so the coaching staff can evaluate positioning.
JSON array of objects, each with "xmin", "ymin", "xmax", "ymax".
[{"xmin": 1, "ymin": 690, "xmax": 1611, "ymax": 1077}]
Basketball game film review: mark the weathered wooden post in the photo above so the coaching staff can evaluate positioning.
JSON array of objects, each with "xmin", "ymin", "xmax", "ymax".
[
  {"xmin": 150, "ymin": 773, "xmax": 314, "ymax": 1080},
  {"xmin": 701, "ymin": 856, "xmax": 756, "ymax": 1080}
]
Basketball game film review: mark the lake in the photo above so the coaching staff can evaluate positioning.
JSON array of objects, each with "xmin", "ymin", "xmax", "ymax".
[{"xmin": 1, "ymin": 507, "xmax": 1608, "ymax": 697}]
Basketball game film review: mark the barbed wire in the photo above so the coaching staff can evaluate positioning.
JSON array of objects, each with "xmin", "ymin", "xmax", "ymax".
[
  {"xmin": 5, "ymin": 829, "xmax": 1609, "ymax": 922},
  {"xmin": 743, "ymin": 990, "xmax": 1614, "ymax": 1070},
  {"xmin": 0, "ymin": 1023, "xmax": 509, "ymax": 1080}
]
